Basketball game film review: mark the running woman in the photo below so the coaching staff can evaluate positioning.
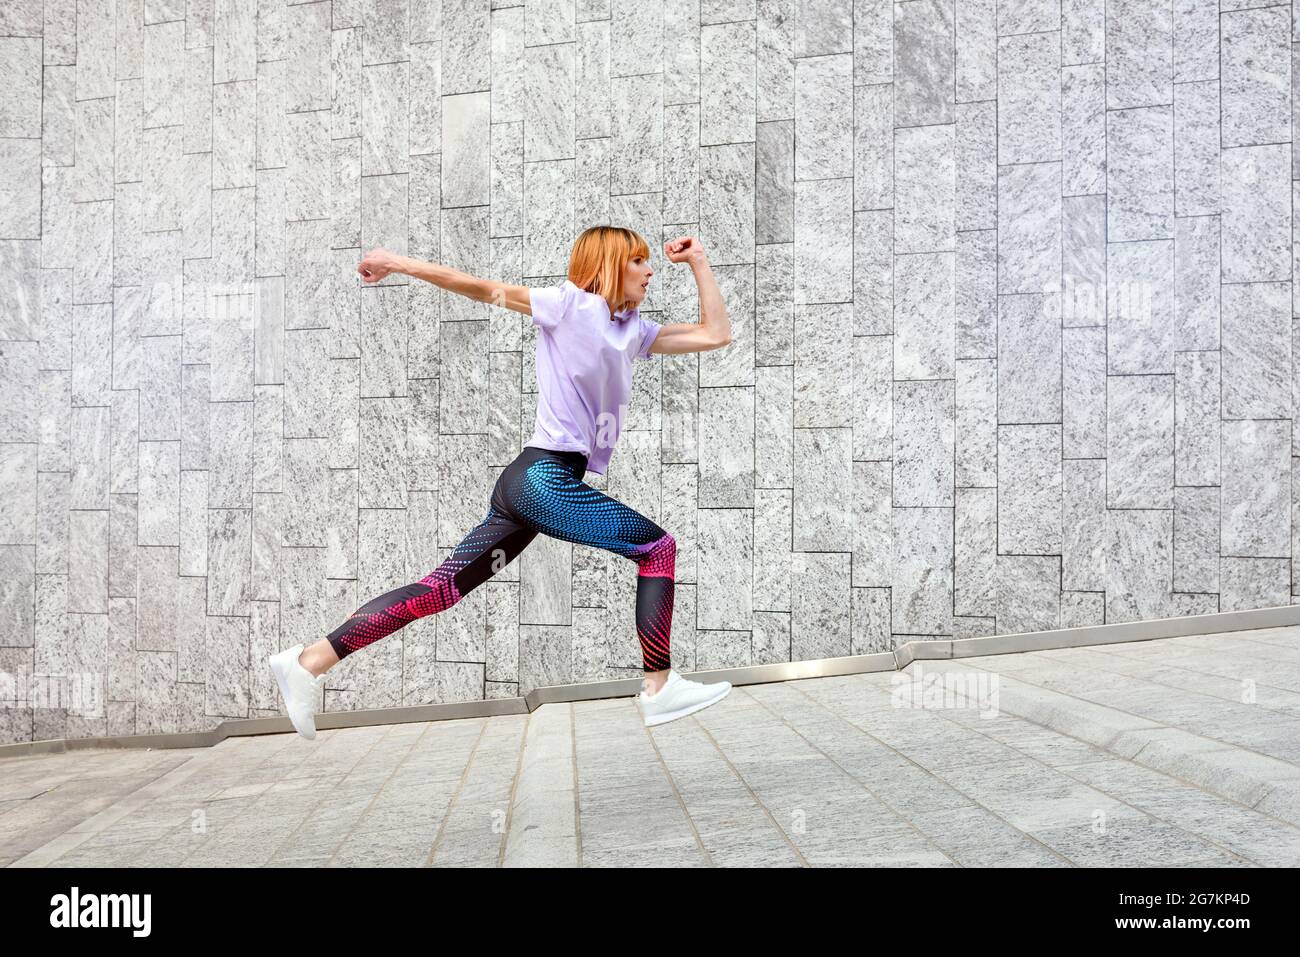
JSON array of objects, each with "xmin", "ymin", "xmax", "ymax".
[{"xmin": 270, "ymin": 226, "xmax": 734, "ymax": 738}]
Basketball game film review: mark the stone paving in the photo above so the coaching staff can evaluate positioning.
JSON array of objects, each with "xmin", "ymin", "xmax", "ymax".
[{"xmin": 4, "ymin": 627, "xmax": 1300, "ymax": 867}]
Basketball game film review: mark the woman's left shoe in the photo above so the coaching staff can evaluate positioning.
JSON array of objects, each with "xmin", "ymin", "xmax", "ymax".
[
  {"xmin": 268, "ymin": 644, "xmax": 325, "ymax": 740},
  {"xmin": 637, "ymin": 669, "xmax": 732, "ymax": 727}
]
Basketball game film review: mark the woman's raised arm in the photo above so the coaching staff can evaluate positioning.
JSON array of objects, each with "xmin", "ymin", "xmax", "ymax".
[
  {"xmin": 357, "ymin": 247, "xmax": 536, "ymax": 315},
  {"xmin": 647, "ymin": 237, "xmax": 733, "ymax": 355}
]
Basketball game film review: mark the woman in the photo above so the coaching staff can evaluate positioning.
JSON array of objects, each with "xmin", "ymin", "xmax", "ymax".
[{"xmin": 270, "ymin": 226, "xmax": 734, "ymax": 739}]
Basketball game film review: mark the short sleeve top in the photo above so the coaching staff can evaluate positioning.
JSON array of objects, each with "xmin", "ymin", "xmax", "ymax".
[{"xmin": 524, "ymin": 279, "xmax": 661, "ymax": 475}]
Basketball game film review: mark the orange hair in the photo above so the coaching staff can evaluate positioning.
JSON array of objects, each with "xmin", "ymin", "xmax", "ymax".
[{"xmin": 566, "ymin": 226, "xmax": 652, "ymax": 316}]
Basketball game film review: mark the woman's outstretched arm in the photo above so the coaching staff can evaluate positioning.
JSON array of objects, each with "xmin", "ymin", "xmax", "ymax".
[
  {"xmin": 357, "ymin": 248, "xmax": 537, "ymax": 315},
  {"xmin": 648, "ymin": 237, "xmax": 733, "ymax": 355}
]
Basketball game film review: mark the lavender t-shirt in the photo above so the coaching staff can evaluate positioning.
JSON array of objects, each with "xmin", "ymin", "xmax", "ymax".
[{"xmin": 525, "ymin": 279, "xmax": 661, "ymax": 475}]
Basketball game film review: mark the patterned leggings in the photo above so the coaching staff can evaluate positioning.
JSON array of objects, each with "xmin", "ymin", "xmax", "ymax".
[{"xmin": 324, "ymin": 446, "xmax": 675, "ymax": 672}]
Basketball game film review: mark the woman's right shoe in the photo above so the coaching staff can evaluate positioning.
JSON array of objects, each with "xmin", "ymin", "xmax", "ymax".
[
  {"xmin": 637, "ymin": 669, "xmax": 732, "ymax": 727},
  {"xmin": 268, "ymin": 644, "xmax": 325, "ymax": 740}
]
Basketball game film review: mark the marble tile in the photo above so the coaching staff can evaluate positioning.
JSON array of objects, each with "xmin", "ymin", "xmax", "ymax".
[
  {"xmin": 998, "ymin": 424, "xmax": 1062, "ymax": 555},
  {"xmin": 894, "ymin": 0, "xmax": 954, "ymax": 127},
  {"xmin": 703, "ymin": 20, "xmax": 756, "ymax": 148}
]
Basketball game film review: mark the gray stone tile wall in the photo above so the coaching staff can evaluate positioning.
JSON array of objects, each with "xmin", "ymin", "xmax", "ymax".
[{"xmin": 0, "ymin": 2, "xmax": 1294, "ymax": 741}]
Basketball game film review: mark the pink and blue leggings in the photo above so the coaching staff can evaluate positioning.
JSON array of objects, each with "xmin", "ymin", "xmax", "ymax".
[{"xmin": 325, "ymin": 446, "xmax": 675, "ymax": 672}]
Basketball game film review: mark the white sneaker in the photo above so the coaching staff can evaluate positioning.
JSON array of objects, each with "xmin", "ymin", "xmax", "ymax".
[
  {"xmin": 269, "ymin": 644, "xmax": 325, "ymax": 740},
  {"xmin": 637, "ymin": 669, "xmax": 732, "ymax": 727}
]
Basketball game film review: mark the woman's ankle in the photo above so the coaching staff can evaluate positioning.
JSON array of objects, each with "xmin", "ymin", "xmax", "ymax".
[{"xmin": 298, "ymin": 640, "xmax": 340, "ymax": 678}]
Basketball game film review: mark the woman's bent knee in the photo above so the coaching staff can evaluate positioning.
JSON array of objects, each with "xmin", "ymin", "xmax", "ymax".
[
  {"xmin": 634, "ymin": 532, "xmax": 676, "ymax": 576},
  {"xmin": 412, "ymin": 569, "xmax": 463, "ymax": 614}
]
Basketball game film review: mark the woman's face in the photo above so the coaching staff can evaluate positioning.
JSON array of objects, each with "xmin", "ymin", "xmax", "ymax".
[{"xmin": 622, "ymin": 254, "xmax": 653, "ymax": 305}]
